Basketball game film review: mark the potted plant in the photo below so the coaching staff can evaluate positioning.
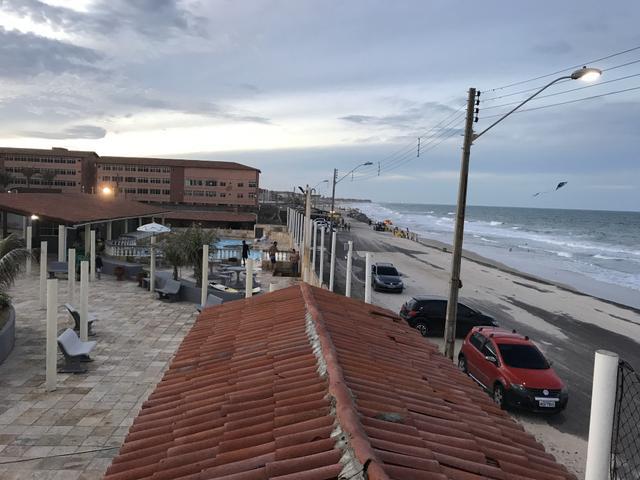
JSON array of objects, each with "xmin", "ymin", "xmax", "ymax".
[
  {"xmin": 0, "ymin": 234, "xmax": 31, "ymax": 364},
  {"xmin": 114, "ymin": 266, "xmax": 126, "ymax": 281}
]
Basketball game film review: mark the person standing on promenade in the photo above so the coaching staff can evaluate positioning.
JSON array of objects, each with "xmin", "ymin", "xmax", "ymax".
[
  {"xmin": 290, "ymin": 248, "xmax": 300, "ymax": 277},
  {"xmin": 268, "ymin": 241, "xmax": 278, "ymax": 270},
  {"xmin": 241, "ymin": 240, "xmax": 250, "ymax": 266}
]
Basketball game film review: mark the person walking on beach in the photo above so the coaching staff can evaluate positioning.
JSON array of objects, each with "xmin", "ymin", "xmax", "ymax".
[
  {"xmin": 95, "ymin": 254, "xmax": 103, "ymax": 280},
  {"xmin": 268, "ymin": 241, "xmax": 278, "ymax": 270},
  {"xmin": 241, "ymin": 240, "xmax": 250, "ymax": 266},
  {"xmin": 290, "ymin": 249, "xmax": 300, "ymax": 277}
]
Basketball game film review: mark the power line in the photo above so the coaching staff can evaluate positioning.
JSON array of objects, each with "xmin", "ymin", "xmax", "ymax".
[
  {"xmin": 481, "ymin": 72, "xmax": 640, "ymax": 111},
  {"xmin": 480, "ymin": 85, "xmax": 640, "ymax": 120},
  {"xmin": 485, "ymin": 45, "xmax": 640, "ymax": 93}
]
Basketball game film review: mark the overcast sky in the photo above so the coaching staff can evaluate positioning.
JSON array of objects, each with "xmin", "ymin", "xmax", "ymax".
[{"xmin": 0, "ymin": 0, "xmax": 638, "ymax": 210}]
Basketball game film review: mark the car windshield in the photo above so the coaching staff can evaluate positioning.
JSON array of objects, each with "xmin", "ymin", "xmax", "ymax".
[
  {"xmin": 376, "ymin": 266, "xmax": 398, "ymax": 276},
  {"xmin": 497, "ymin": 344, "xmax": 549, "ymax": 369}
]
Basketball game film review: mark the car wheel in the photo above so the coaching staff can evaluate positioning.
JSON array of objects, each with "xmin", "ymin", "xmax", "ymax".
[
  {"xmin": 415, "ymin": 322, "xmax": 429, "ymax": 337},
  {"xmin": 493, "ymin": 383, "xmax": 505, "ymax": 409},
  {"xmin": 458, "ymin": 355, "xmax": 467, "ymax": 373}
]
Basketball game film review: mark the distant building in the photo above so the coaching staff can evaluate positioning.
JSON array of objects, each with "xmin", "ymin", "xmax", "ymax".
[{"xmin": 0, "ymin": 147, "xmax": 260, "ymax": 211}]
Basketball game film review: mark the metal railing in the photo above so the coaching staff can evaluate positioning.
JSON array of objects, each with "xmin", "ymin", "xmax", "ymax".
[{"xmin": 611, "ymin": 360, "xmax": 640, "ymax": 479}]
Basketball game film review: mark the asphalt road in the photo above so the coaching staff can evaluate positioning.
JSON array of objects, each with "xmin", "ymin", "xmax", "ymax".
[{"xmin": 314, "ymin": 221, "xmax": 640, "ymax": 440}]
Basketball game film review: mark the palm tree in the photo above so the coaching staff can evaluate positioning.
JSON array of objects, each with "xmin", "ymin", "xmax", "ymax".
[
  {"xmin": 161, "ymin": 234, "xmax": 187, "ymax": 281},
  {"xmin": 160, "ymin": 225, "xmax": 216, "ymax": 286},
  {"xmin": 19, "ymin": 167, "xmax": 36, "ymax": 189},
  {"xmin": 0, "ymin": 170, "xmax": 14, "ymax": 189},
  {"xmin": 0, "ymin": 234, "xmax": 32, "ymax": 309}
]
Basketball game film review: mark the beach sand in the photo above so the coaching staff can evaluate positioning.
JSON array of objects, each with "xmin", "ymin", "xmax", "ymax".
[{"xmin": 343, "ymin": 219, "xmax": 640, "ymax": 479}]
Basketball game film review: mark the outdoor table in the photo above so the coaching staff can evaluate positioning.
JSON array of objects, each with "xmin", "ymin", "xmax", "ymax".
[
  {"xmin": 225, "ymin": 266, "xmax": 245, "ymax": 283},
  {"xmin": 48, "ymin": 261, "xmax": 68, "ymax": 279}
]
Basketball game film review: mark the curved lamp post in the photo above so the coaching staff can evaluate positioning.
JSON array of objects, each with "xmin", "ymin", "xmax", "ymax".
[
  {"xmin": 443, "ymin": 66, "xmax": 602, "ymax": 360},
  {"xmin": 330, "ymin": 162, "xmax": 373, "ymax": 213}
]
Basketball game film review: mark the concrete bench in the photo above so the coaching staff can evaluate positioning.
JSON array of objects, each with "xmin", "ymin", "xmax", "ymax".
[
  {"xmin": 64, "ymin": 304, "xmax": 97, "ymax": 336},
  {"xmin": 57, "ymin": 328, "xmax": 97, "ymax": 373},
  {"xmin": 196, "ymin": 293, "xmax": 224, "ymax": 313},
  {"xmin": 155, "ymin": 279, "xmax": 181, "ymax": 302}
]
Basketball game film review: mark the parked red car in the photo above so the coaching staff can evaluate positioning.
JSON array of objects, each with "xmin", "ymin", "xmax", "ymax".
[{"xmin": 458, "ymin": 327, "xmax": 568, "ymax": 413}]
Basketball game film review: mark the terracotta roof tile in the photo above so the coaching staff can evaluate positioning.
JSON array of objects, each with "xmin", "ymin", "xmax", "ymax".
[{"xmin": 103, "ymin": 285, "xmax": 578, "ymax": 480}]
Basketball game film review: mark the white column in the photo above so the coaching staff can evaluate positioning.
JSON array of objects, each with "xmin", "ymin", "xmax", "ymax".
[
  {"xmin": 58, "ymin": 225, "xmax": 65, "ymax": 262},
  {"xmin": 45, "ymin": 278, "xmax": 58, "ymax": 392},
  {"xmin": 68, "ymin": 248, "xmax": 76, "ymax": 303},
  {"xmin": 22, "ymin": 216, "xmax": 27, "ymax": 239},
  {"xmin": 329, "ymin": 231, "xmax": 337, "ymax": 291},
  {"xmin": 84, "ymin": 224, "xmax": 90, "ymax": 257},
  {"xmin": 319, "ymin": 227, "xmax": 325, "ymax": 287},
  {"xmin": 106, "ymin": 221, "xmax": 112, "ymax": 241},
  {"xmin": 138, "ymin": 217, "xmax": 143, "ymax": 227},
  {"xmin": 245, "ymin": 258, "xmax": 254, "ymax": 298},
  {"xmin": 26, "ymin": 226, "xmax": 32, "ymax": 275},
  {"xmin": 79, "ymin": 261, "xmax": 89, "ymax": 341},
  {"xmin": 269, "ymin": 283, "xmax": 276, "ymax": 293},
  {"xmin": 287, "ymin": 208, "xmax": 291, "ymax": 232},
  {"xmin": 585, "ymin": 350, "xmax": 619, "ymax": 480},
  {"xmin": 365, "ymin": 252, "xmax": 372, "ymax": 304},
  {"xmin": 346, "ymin": 241, "xmax": 353, "ymax": 298},
  {"xmin": 123, "ymin": 219, "xmax": 129, "ymax": 234},
  {"xmin": 90, "ymin": 230, "xmax": 96, "ymax": 282},
  {"xmin": 39, "ymin": 241, "xmax": 47, "ymax": 308},
  {"xmin": 150, "ymin": 235, "xmax": 156, "ymax": 293},
  {"xmin": 312, "ymin": 222, "xmax": 317, "ymax": 271},
  {"xmin": 201, "ymin": 244, "xmax": 209, "ymax": 307}
]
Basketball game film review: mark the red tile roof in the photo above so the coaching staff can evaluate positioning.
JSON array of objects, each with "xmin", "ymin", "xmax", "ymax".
[
  {"xmin": 104, "ymin": 285, "xmax": 577, "ymax": 480},
  {"xmin": 164, "ymin": 211, "xmax": 257, "ymax": 223},
  {"xmin": 0, "ymin": 193, "xmax": 168, "ymax": 226}
]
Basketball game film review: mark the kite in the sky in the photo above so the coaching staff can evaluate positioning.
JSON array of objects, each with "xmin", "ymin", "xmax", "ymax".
[{"xmin": 533, "ymin": 181, "xmax": 568, "ymax": 197}]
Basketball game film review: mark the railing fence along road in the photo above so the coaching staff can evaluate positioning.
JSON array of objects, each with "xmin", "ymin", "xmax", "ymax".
[{"xmin": 610, "ymin": 360, "xmax": 640, "ymax": 480}]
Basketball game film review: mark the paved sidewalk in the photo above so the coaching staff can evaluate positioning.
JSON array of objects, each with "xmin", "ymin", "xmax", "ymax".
[{"xmin": 0, "ymin": 273, "xmax": 198, "ymax": 480}]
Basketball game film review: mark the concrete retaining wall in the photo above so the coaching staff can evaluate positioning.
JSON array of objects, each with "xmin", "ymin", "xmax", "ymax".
[{"xmin": 0, "ymin": 306, "xmax": 16, "ymax": 365}]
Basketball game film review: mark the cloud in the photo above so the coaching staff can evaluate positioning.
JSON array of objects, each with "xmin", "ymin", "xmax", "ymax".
[
  {"xmin": 20, "ymin": 125, "xmax": 107, "ymax": 139},
  {"xmin": 0, "ymin": 26, "xmax": 102, "ymax": 78},
  {"xmin": 340, "ymin": 102, "xmax": 459, "ymax": 130},
  {"xmin": 1, "ymin": 0, "xmax": 208, "ymax": 40},
  {"xmin": 532, "ymin": 40, "xmax": 573, "ymax": 55}
]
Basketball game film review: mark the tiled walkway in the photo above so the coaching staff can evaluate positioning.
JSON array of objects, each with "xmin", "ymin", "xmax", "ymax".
[{"xmin": 0, "ymin": 273, "xmax": 198, "ymax": 479}]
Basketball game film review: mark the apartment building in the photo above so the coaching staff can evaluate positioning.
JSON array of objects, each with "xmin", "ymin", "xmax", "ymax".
[
  {"xmin": 0, "ymin": 147, "xmax": 97, "ymax": 192},
  {"xmin": 0, "ymin": 147, "xmax": 260, "ymax": 210}
]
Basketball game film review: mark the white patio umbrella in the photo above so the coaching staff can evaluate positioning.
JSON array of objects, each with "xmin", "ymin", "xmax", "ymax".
[{"xmin": 137, "ymin": 222, "xmax": 170, "ymax": 294}]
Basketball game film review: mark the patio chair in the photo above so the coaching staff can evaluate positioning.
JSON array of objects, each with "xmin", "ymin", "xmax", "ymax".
[
  {"xmin": 155, "ymin": 279, "xmax": 181, "ymax": 301},
  {"xmin": 57, "ymin": 328, "xmax": 97, "ymax": 374},
  {"xmin": 64, "ymin": 303, "xmax": 97, "ymax": 336},
  {"xmin": 196, "ymin": 294, "xmax": 224, "ymax": 313}
]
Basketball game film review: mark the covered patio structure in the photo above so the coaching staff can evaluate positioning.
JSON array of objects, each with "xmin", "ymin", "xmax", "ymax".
[{"xmin": 0, "ymin": 192, "xmax": 169, "ymax": 261}]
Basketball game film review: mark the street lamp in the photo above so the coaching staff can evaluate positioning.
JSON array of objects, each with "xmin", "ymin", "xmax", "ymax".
[
  {"xmin": 443, "ymin": 66, "xmax": 602, "ymax": 360},
  {"xmin": 330, "ymin": 162, "xmax": 373, "ymax": 214},
  {"xmin": 101, "ymin": 186, "xmax": 113, "ymax": 196}
]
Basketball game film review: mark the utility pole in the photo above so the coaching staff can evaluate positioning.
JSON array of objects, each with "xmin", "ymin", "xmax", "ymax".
[
  {"xmin": 443, "ymin": 87, "xmax": 477, "ymax": 360},
  {"xmin": 302, "ymin": 185, "xmax": 311, "ymax": 282},
  {"xmin": 330, "ymin": 168, "xmax": 337, "ymax": 214}
]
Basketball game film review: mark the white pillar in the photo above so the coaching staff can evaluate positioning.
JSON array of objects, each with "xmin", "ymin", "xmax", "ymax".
[
  {"xmin": 123, "ymin": 219, "xmax": 129, "ymax": 234},
  {"xmin": 106, "ymin": 221, "xmax": 112, "ymax": 241},
  {"xmin": 45, "ymin": 278, "xmax": 58, "ymax": 392},
  {"xmin": 346, "ymin": 241, "xmax": 353, "ymax": 298},
  {"xmin": 329, "ymin": 231, "xmax": 337, "ymax": 291},
  {"xmin": 26, "ymin": 226, "xmax": 32, "ymax": 275},
  {"xmin": 58, "ymin": 225, "xmax": 65, "ymax": 262},
  {"xmin": 312, "ymin": 222, "xmax": 317, "ymax": 271},
  {"xmin": 79, "ymin": 261, "xmax": 89, "ymax": 341},
  {"xmin": 287, "ymin": 208, "xmax": 291, "ymax": 232},
  {"xmin": 84, "ymin": 224, "xmax": 90, "ymax": 257},
  {"xmin": 365, "ymin": 252, "xmax": 372, "ymax": 304},
  {"xmin": 269, "ymin": 283, "xmax": 276, "ymax": 293},
  {"xmin": 68, "ymin": 248, "xmax": 75, "ymax": 303},
  {"xmin": 150, "ymin": 235, "xmax": 156, "ymax": 293},
  {"xmin": 39, "ymin": 241, "xmax": 47, "ymax": 308},
  {"xmin": 90, "ymin": 230, "xmax": 96, "ymax": 282},
  {"xmin": 138, "ymin": 217, "xmax": 143, "ymax": 227},
  {"xmin": 201, "ymin": 244, "xmax": 209, "ymax": 307},
  {"xmin": 319, "ymin": 227, "xmax": 325, "ymax": 287},
  {"xmin": 585, "ymin": 350, "xmax": 619, "ymax": 480},
  {"xmin": 22, "ymin": 216, "xmax": 27, "ymax": 239},
  {"xmin": 245, "ymin": 258, "xmax": 254, "ymax": 298}
]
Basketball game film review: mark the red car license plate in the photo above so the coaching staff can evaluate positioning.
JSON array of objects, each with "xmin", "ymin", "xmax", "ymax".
[{"xmin": 537, "ymin": 398, "xmax": 558, "ymax": 408}]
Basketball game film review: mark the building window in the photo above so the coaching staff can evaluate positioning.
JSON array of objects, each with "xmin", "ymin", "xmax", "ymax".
[
  {"xmin": 137, "ymin": 177, "xmax": 149, "ymax": 183},
  {"xmin": 162, "ymin": 178, "xmax": 170, "ymax": 184},
  {"xmin": 137, "ymin": 188, "xmax": 149, "ymax": 194},
  {"xmin": 150, "ymin": 178, "xmax": 161, "ymax": 184},
  {"xmin": 205, "ymin": 191, "xmax": 217, "ymax": 197},
  {"xmin": 248, "ymin": 193, "xmax": 256, "ymax": 199},
  {"xmin": 219, "ymin": 181, "xmax": 226, "ymax": 187},
  {"xmin": 125, "ymin": 177, "xmax": 136, "ymax": 182},
  {"xmin": 150, "ymin": 188, "xmax": 162, "ymax": 195},
  {"xmin": 102, "ymin": 176, "xmax": 110, "ymax": 181},
  {"xmin": 205, "ymin": 180, "xmax": 217, "ymax": 187},
  {"xmin": 248, "ymin": 181, "xmax": 258, "ymax": 188},
  {"xmin": 162, "ymin": 189, "xmax": 170, "ymax": 195},
  {"xmin": 237, "ymin": 193, "xmax": 244, "ymax": 198},
  {"xmin": 237, "ymin": 182, "xmax": 244, "ymax": 187},
  {"xmin": 219, "ymin": 192, "xmax": 226, "ymax": 198}
]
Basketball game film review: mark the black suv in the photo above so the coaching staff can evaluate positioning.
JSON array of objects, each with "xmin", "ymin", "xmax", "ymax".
[
  {"xmin": 399, "ymin": 295, "xmax": 497, "ymax": 337},
  {"xmin": 371, "ymin": 262, "xmax": 403, "ymax": 293}
]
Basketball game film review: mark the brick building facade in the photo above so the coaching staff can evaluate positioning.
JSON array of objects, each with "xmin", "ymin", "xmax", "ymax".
[{"xmin": 0, "ymin": 147, "xmax": 260, "ymax": 211}]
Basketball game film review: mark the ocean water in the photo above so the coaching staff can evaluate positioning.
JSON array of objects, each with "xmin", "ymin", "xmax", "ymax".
[{"xmin": 352, "ymin": 202, "xmax": 640, "ymax": 307}]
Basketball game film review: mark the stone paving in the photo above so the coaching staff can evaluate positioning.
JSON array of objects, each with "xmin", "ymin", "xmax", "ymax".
[{"xmin": 0, "ymin": 272, "xmax": 199, "ymax": 479}]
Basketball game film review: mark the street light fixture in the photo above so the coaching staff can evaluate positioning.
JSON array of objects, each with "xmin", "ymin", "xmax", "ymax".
[
  {"xmin": 443, "ymin": 66, "xmax": 602, "ymax": 360},
  {"xmin": 330, "ymin": 162, "xmax": 373, "ymax": 214},
  {"xmin": 101, "ymin": 186, "xmax": 113, "ymax": 196}
]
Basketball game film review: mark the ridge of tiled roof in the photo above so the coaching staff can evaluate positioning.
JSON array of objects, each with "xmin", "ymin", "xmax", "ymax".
[
  {"xmin": 103, "ymin": 285, "xmax": 577, "ymax": 480},
  {"xmin": 99, "ymin": 156, "xmax": 260, "ymax": 172}
]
